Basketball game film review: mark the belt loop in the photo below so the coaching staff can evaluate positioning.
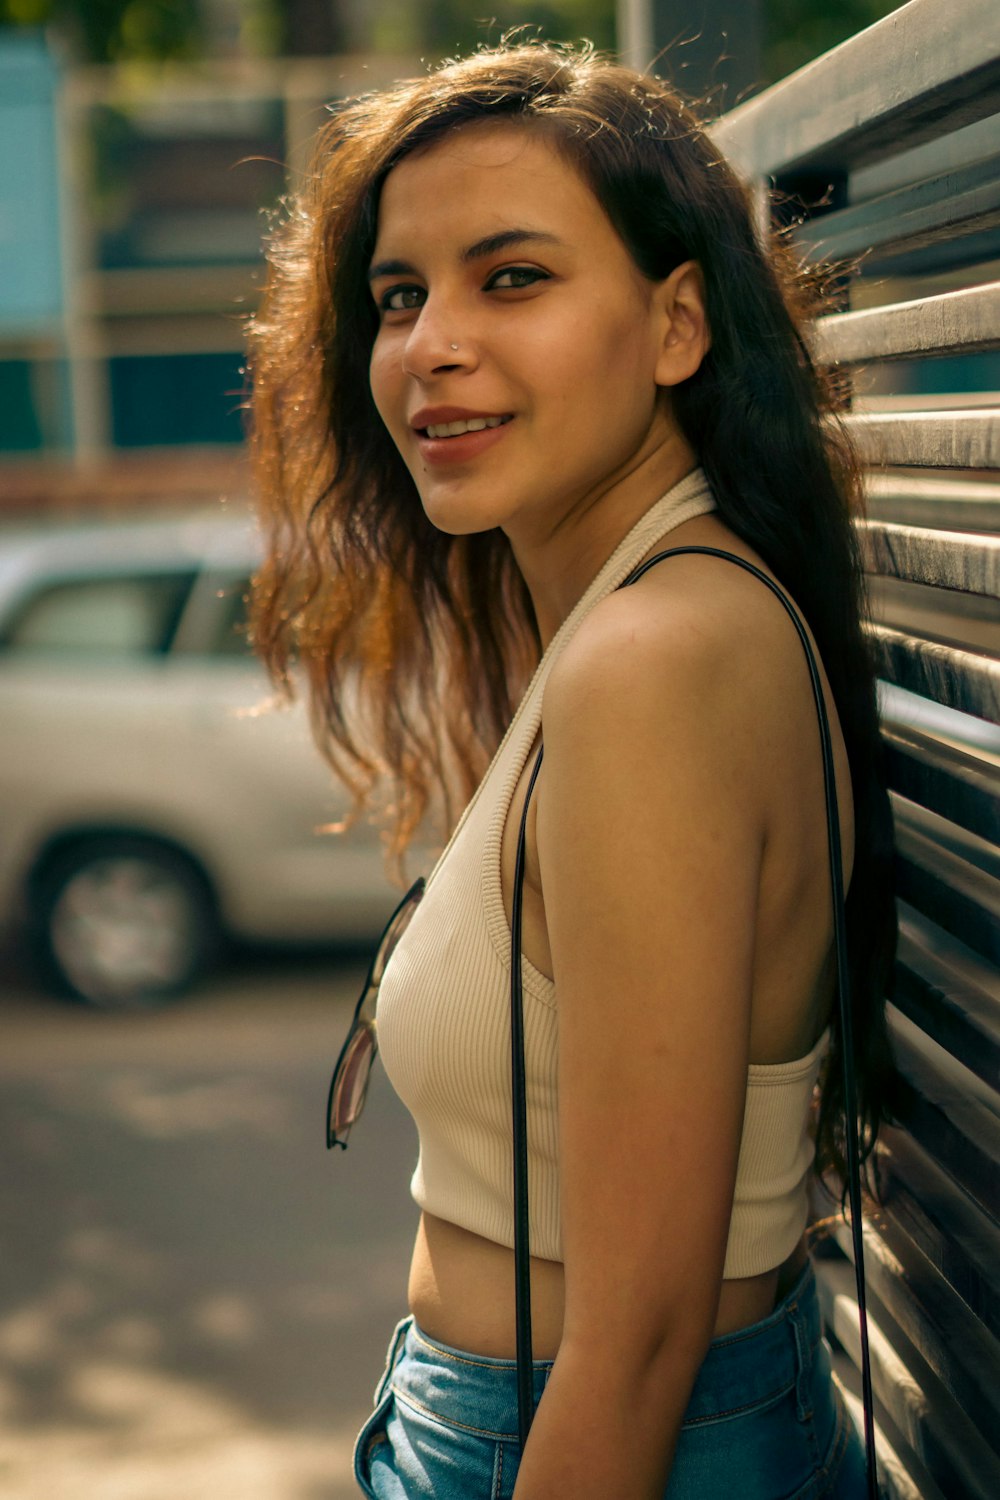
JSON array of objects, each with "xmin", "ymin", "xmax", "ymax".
[
  {"xmin": 374, "ymin": 1315, "xmax": 412, "ymax": 1405},
  {"xmin": 788, "ymin": 1296, "xmax": 814, "ymax": 1424}
]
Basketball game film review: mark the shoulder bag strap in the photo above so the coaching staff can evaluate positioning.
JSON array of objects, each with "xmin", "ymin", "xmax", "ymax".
[{"xmin": 509, "ymin": 546, "xmax": 877, "ymax": 1498}]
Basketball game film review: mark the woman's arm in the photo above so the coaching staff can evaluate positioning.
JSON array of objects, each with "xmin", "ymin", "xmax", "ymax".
[{"xmin": 513, "ymin": 570, "xmax": 775, "ymax": 1500}]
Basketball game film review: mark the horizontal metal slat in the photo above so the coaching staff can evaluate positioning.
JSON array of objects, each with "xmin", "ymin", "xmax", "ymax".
[
  {"xmin": 888, "ymin": 1005, "xmax": 1000, "ymax": 1225},
  {"xmin": 846, "ymin": 408, "xmax": 1000, "ymax": 469},
  {"xmin": 851, "ymin": 113, "xmax": 1000, "ymax": 208},
  {"xmin": 835, "ymin": 1377, "xmax": 947, "ymax": 1500},
  {"xmin": 882, "ymin": 723, "xmax": 1000, "ymax": 841},
  {"xmin": 895, "ymin": 840, "xmax": 1000, "ymax": 965},
  {"xmin": 886, "ymin": 737, "xmax": 1000, "ymax": 840},
  {"xmin": 862, "ymin": 473, "xmax": 1000, "ymax": 532},
  {"xmin": 880, "ymin": 1127, "xmax": 1000, "ymax": 1340},
  {"xmin": 817, "ymin": 1250, "xmax": 1000, "ymax": 1497},
  {"xmin": 817, "ymin": 1259, "xmax": 963, "ymax": 1500},
  {"xmin": 829, "ymin": 1217, "xmax": 1000, "ymax": 1455},
  {"xmin": 870, "ymin": 623, "xmax": 1000, "ymax": 721},
  {"xmin": 894, "ymin": 905, "xmax": 1000, "ymax": 1091},
  {"xmin": 879, "ymin": 680, "xmax": 1000, "ymax": 757},
  {"xmin": 860, "ymin": 1211, "xmax": 1000, "ymax": 1478},
  {"xmin": 863, "ymin": 223, "xmax": 1000, "ymax": 281},
  {"xmin": 792, "ymin": 154, "xmax": 1000, "ymax": 265},
  {"xmin": 859, "ymin": 519, "xmax": 1000, "ymax": 596},
  {"xmin": 871, "ymin": 574, "xmax": 1000, "ymax": 659},
  {"xmin": 893, "ymin": 796, "xmax": 1000, "ymax": 880},
  {"xmin": 710, "ymin": 0, "xmax": 1000, "ymax": 178},
  {"xmin": 813, "ymin": 282, "xmax": 1000, "ymax": 366}
]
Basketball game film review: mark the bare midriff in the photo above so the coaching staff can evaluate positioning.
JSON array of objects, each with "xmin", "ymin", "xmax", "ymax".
[{"xmin": 407, "ymin": 1210, "xmax": 808, "ymax": 1360}]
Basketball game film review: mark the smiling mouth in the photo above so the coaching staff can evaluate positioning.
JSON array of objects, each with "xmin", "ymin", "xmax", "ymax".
[{"xmin": 419, "ymin": 415, "xmax": 513, "ymax": 439}]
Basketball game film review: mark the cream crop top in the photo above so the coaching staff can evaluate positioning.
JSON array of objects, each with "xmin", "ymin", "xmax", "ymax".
[{"xmin": 377, "ymin": 468, "xmax": 830, "ymax": 1279}]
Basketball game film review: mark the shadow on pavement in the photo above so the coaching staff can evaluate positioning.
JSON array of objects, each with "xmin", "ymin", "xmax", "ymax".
[{"xmin": 0, "ymin": 944, "xmax": 420, "ymax": 1499}]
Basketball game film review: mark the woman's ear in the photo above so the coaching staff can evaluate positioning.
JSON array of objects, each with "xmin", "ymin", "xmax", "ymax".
[{"xmin": 654, "ymin": 260, "xmax": 711, "ymax": 387}]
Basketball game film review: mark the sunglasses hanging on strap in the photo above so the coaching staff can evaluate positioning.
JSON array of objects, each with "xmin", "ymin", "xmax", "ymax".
[{"xmin": 509, "ymin": 546, "xmax": 878, "ymax": 1500}]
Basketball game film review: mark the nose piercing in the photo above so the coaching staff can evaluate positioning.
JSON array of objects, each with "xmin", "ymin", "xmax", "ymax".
[{"xmin": 450, "ymin": 343, "xmax": 459, "ymax": 351}]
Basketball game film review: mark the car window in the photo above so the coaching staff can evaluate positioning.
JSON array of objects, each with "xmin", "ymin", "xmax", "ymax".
[{"xmin": 0, "ymin": 572, "xmax": 196, "ymax": 656}]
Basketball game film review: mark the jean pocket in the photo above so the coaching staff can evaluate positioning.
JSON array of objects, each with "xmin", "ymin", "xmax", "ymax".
[{"xmin": 353, "ymin": 1389, "xmax": 394, "ymax": 1500}]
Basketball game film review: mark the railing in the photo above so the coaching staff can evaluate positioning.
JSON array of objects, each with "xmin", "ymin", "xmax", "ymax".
[{"xmin": 714, "ymin": 3, "xmax": 1000, "ymax": 1496}]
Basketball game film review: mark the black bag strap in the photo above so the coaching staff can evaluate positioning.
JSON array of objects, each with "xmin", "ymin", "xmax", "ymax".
[{"xmin": 509, "ymin": 546, "xmax": 877, "ymax": 1498}]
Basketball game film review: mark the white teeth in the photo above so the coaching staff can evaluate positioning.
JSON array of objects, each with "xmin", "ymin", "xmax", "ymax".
[{"xmin": 425, "ymin": 416, "xmax": 508, "ymax": 438}]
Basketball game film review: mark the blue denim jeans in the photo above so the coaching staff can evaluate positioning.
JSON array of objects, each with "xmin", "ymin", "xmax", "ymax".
[{"xmin": 354, "ymin": 1263, "xmax": 867, "ymax": 1499}]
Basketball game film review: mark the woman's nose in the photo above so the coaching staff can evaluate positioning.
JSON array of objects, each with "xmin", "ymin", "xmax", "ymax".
[{"xmin": 401, "ymin": 303, "xmax": 478, "ymax": 380}]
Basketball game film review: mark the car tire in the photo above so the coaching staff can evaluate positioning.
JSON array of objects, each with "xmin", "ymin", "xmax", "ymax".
[{"xmin": 30, "ymin": 836, "xmax": 219, "ymax": 1009}]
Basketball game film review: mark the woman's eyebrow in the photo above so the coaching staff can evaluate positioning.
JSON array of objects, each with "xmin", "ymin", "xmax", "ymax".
[
  {"xmin": 367, "ymin": 228, "xmax": 563, "ymax": 282},
  {"xmin": 461, "ymin": 228, "xmax": 563, "ymax": 261}
]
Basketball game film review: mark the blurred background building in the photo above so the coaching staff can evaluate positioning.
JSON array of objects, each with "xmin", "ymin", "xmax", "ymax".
[{"xmin": 0, "ymin": 0, "xmax": 908, "ymax": 516}]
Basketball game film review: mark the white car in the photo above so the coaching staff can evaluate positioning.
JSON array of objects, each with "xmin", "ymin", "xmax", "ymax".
[{"xmin": 0, "ymin": 511, "xmax": 401, "ymax": 1007}]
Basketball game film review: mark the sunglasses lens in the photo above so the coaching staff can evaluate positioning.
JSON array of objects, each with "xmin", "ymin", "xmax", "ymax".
[
  {"xmin": 329, "ymin": 1022, "xmax": 376, "ymax": 1145},
  {"xmin": 327, "ymin": 877, "xmax": 424, "ymax": 1151}
]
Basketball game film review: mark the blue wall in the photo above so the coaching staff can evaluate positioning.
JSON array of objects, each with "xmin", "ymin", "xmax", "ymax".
[{"xmin": 0, "ymin": 30, "xmax": 64, "ymax": 337}]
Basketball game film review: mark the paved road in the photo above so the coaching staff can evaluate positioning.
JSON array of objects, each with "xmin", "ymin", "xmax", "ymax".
[{"xmin": 0, "ymin": 948, "xmax": 421, "ymax": 1500}]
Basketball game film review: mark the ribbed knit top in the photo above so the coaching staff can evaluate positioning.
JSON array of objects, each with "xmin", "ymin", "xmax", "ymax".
[{"xmin": 377, "ymin": 468, "xmax": 829, "ymax": 1277}]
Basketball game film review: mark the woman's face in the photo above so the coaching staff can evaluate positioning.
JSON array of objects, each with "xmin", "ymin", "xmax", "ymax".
[{"xmin": 368, "ymin": 121, "xmax": 682, "ymax": 543}]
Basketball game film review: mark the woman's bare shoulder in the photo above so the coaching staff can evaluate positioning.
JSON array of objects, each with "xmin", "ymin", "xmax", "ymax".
[{"xmin": 544, "ymin": 539, "xmax": 801, "ymax": 739}]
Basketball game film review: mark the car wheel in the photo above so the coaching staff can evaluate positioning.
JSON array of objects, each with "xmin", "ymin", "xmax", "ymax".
[{"xmin": 31, "ymin": 837, "xmax": 219, "ymax": 1009}]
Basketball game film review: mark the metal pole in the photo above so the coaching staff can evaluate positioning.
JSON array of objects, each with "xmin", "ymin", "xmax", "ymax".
[
  {"xmin": 58, "ymin": 69, "xmax": 111, "ymax": 465},
  {"xmin": 617, "ymin": 0, "xmax": 654, "ymax": 72}
]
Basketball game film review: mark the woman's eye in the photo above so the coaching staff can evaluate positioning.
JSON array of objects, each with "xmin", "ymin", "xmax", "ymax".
[
  {"xmin": 380, "ymin": 285, "xmax": 425, "ymax": 313},
  {"xmin": 487, "ymin": 266, "xmax": 548, "ymax": 291}
]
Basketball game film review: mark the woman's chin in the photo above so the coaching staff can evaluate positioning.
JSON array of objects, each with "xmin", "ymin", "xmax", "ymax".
[{"xmin": 418, "ymin": 492, "xmax": 509, "ymax": 538}]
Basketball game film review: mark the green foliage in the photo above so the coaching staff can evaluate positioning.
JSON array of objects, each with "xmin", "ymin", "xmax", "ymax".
[
  {"xmin": 0, "ymin": 0, "xmax": 203, "ymax": 62},
  {"xmin": 371, "ymin": 0, "xmax": 905, "ymax": 71},
  {"xmin": 0, "ymin": 0, "xmax": 908, "ymax": 73},
  {"xmin": 417, "ymin": 0, "xmax": 615, "ymax": 58},
  {"xmin": 0, "ymin": 0, "xmax": 48, "ymax": 24},
  {"xmin": 763, "ymin": 0, "xmax": 906, "ymax": 82}
]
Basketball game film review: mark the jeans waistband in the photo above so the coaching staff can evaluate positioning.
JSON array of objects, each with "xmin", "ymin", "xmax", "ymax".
[{"xmin": 381, "ymin": 1262, "xmax": 822, "ymax": 1443}]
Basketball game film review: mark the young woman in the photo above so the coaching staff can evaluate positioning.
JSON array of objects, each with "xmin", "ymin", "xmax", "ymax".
[{"xmin": 248, "ymin": 42, "xmax": 896, "ymax": 1500}]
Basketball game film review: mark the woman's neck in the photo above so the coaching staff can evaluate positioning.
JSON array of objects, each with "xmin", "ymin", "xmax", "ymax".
[{"xmin": 508, "ymin": 429, "xmax": 699, "ymax": 650}]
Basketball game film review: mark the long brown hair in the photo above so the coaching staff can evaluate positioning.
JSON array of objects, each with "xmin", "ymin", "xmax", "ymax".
[{"xmin": 246, "ymin": 41, "xmax": 896, "ymax": 1185}]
